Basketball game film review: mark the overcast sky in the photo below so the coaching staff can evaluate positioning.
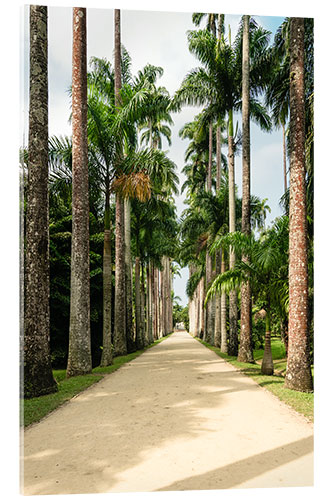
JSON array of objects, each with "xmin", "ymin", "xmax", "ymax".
[{"xmin": 21, "ymin": 5, "xmax": 287, "ymax": 306}]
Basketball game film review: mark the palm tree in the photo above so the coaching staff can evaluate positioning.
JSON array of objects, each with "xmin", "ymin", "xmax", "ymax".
[
  {"xmin": 86, "ymin": 85, "xmax": 115, "ymax": 366},
  {"xmin": 285, "ymin": 18, "xmax": 313, "ymax": 392},
  {"xmin": 113, "ymin": 8, "xmax": 127, "ymax": 356},
  {"xmin": 23, "ymin": 5, "xmax": 58, "ymax": 397},
  {"xmin": 192, "ymin": 12, "xmax": 225, "ymax": 39},
  {"xmin": 175, "ymin": 23, "xmax": 272, "ymax": 354},
  {"xmin": 67, "ymin": 7, "xmax": 92, "ymax": 377},
  {"xmin": 208, "ymin": 217, "xmax": 289, "ymax": 375},
  {"xmin": 238, "ymin": 14, "xmax": 253, "ymax": 363}
]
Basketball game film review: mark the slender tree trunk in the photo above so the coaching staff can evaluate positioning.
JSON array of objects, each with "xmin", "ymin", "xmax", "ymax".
[
  {"xmin": 228, "ymin": 110, "xmax": 238, "ymax": 356},
  {"xmin": 154, "ymin": 267, "xmax": 160, "ymax": 340},
  {"xmin": 114, "ymin": 195, "xmax": 127, "ymax": 355},
  {"xmin": 100, "ymin": 224, "xmax": 113, "ymax": 366},
  {"xmin": 169, "ymin": 259, "xmax": 173, "ymax": 333},
  {"xmin": 283, "ymin": 123, "xmax": 287, "ymax": 194},
  {"xmin": 67, "ymin": 7, "xmax": 92, "ymax": 377},
  {"xmin": 149, "ymin": 261, "xmax": 155, "ymax": 343},
  {"xmin": 141, "ymin": 262, "xmax": 148, "ymax": 346},
  {"xmin": 135, "ymin": 257, "xmax": 144, "ymax": 349},
  {"xmin": 151, "ymin": 263, "xmax": 156, "ymax": 340},
  {"xmin": 215, "ymin": 118, "xmax": 222, "ymax": 347},
  {"xmin": 100, "ymin": 180, "xmax": 113, "ymax": 366},
  {"xmin": 220, "ymin": 250, "xmax": 228, "ymax": 353},
  {"xmin": 239, "ymin": 15, "xmax": 254, "ymax": 363},
  {"xmin": 261, "ymin": 308, "xmax": 274, "ymax": 375},
  {"xmin": 285, "ymin": 17, "xmax": 313, "ymax": 392},
  {"xmin": 204, "ymin": 122, "xmax": 215, "ymax": 344},
  {"xmin": 199, "ymin": 277, "xmax": 205, "ymax": 338},
  {"xmin": 113, "ymin": 9, "xmax": 127, "ymax": 356},
  {"xmin": 124, "ymin": 198, "xmax": 135, "ymax": 352},
  {"xmin": 24, "ymin": 5, "xmax": 57, "ymax": 397}
]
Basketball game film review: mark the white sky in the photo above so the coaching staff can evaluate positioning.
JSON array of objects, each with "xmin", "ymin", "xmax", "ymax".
[{"xmin": 2, "ymin": 2, "xmax": 332, "ymax": 499}]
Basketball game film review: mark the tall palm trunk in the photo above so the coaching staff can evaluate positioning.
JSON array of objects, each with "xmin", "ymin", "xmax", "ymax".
[
  {"xmin": 135, "ymin": 256, "xmax": 144, "ymax": 349},
  {"xmin": 215, "ymin": 116, "xmax": 222, "ymax": 347},
  {"xmin": 282, "ymin": 123, "xmax": 287, "ymax": 194},
  {"xmin": 199, "ymin": 277, "xmax": 205, "ymax": 338},
  {"xmin": 100, "ymin": 185, "xmax": 113, "ymax": 366},
  {"xmin": 204, "ymin": 122, "xmax": 215, "ymax": 344},
  {"xmin": 141, "ymin": 261, "xmax": 148, "ymax": 345},
  {"xmin": 124, "ymin": 198, "xmax": 135, "ymax": 352},
  {"xmin": 113, "ymin": 9, "xmax": 127, "ymax": 356},
  {"xmin": 154, "ymin": 266, "xmax": 159, "ymax": 339},
  {"xmin": 228, "ymin": 110, "xmax": 238, "ymax": 356},
  {"xmin": 285, "ymin": 18, "xmax": 313, "ymax": 392},
  {"xmin": 67, "ymin": 7, "xmax": 92, "ymax": 377},
  {"xmin": 24, "ymin": 5, "xmax": 57, "ymax": 397},
  {"xmin": 238, "ymin": 15, "xmax": 254, "ymax": 363},
  {"xmin": 261, "ymin": 307, "xmax": 274, "ymax": 375},
  {"xmin": 168, "ymin": 259, "xmax": 173, "ymax": 333},
  {"xmin": 147, "ymin": 260, "xmax": 154, "ymax": 343},
  {"xmin": 160, "ymin": 265, "xmax": 166, "ymax": 337},
  {"xmin": 220, "ymin": 250, "xmax": 228, "ymax": 352}
]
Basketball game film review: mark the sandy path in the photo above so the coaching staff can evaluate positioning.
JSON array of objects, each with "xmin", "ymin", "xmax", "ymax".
[{"xmin": 22, "ymin": 331, "xmax": 313, "ymax": 495}]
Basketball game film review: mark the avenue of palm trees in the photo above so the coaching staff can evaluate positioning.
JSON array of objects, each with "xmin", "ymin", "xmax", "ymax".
[{"xmin": 22, "ymin": 5, "xmax": 314, "ymax": 405}]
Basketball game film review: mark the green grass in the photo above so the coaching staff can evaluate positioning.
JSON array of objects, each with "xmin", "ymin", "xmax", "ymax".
[
  {"xmin": 196, "ymin": 338, "xmax": 314, "ymax": 422},
  {"xmin": 22, "ymin": 333, "xmax": 173, "ymax": 428},
  {"xmin": 22, "ymin": 372, "xmax": 104, "ymax": 428}
]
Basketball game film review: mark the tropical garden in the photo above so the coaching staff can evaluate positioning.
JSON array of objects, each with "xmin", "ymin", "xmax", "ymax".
[{"xmin": 22, "ymin": 6, "xmax": 314, "ymax": 426}]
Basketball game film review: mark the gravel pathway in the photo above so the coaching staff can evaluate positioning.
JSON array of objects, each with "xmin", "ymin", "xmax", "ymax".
[{"xmin": 22, "ymin": 331, "xmax": 313, "ymax": 494}]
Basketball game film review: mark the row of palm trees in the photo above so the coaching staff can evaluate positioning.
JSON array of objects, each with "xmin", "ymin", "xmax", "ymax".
[
  {"xmin": 22, "ymin": 7, "xmax": 314, "ymax": 398},
  {"xmin": 178, "ymin": 13, "xmax": 313, "ymax": 392},
  {"xmin": 22, "ymin": 7, "xmax": 179, "ymax": 397}
]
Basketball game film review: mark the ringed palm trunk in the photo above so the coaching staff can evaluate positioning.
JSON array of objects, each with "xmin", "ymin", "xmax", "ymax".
[
  {"xmin": 238, "ymin": 14, "xmax": 254, "ymax": 363},
  {"xmin": 154, "ymin": 266, "xmax": 159, "ymax": 340},
  {"xmin": 148, "ymin": 260, "xmax": 154, "ymax": 343},
  {"xmin": 285, "ymin": 17, "xmax": 313, "ymax": 392},
  {"xmin": 135, "ymin": 256, "xmax": 144, "ymax": 349},
  {"xmin": 261, "ymin": 307, "xmax": 274, "ymax": 375},
  {"xmin": 140, "ymin": 261, "xmax": 148, "ymax": 345},
  {"xmin": 220, "ymin": 250, "xmax": 228, "ymax": 352},
  {"xmin": 124, "ymin": 198, "xmax": 135, "ymax": 352},
  {"xmin": 168, "ymin": 259, "xmax": 173, "ymax": 333},
  {"xmin": 214, "ymin": 120, "xmax": 222, "ymax": 347},
  {"xmin": 100, "ymin": 190, "xmax": 113, "ymax": 366},
  {"xmin": 282, "ymin": 123, "xmax": 287, "ymax": 195},
  {"xmin": 204, "ymin": 121, "xmax": 215, "ymax": 344},
  {"xmin": 67, "ymin": 7, "xmax": 92, "ymax": 377},
  {"xmin": 199, "ymin": 277, "xmax": 205, "ymax": 338},
  {"xmin": 228, "ymin": 109, "xmax": 238, "ymax": 356},
  {"xmin": 151, "ymin": 262, "xmax": 156, "ymax": 340},
  {"xmin": 113, "ymin": 9, "xmax": 127, "ymax": 356},
  {"xmin": 24, "ymin": 5, "xmax": 57, "ymax": 397}
]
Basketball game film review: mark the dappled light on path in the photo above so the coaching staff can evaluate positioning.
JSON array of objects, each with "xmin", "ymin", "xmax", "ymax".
[{"xmin": 22, "ymin": 331, "xmax": 313, "ymax": 494}]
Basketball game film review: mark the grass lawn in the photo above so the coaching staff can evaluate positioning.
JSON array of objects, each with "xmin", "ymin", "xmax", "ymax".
[
  {"xmin": 22, "ymin": 333, "xmax": 173, "ymax": 428},
  {"xmin": 196, "ymin": 337, "xmax": 314, "ymax": 422}
]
